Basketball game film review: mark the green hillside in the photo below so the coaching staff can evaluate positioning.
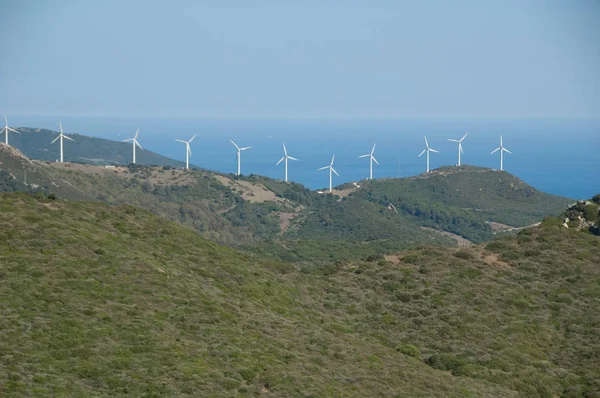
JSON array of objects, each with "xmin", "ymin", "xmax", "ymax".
[
  {"xmin": 7, "ymin": 127, "xmax": 186, "ymax": 167},
  {"xmin": 0, "ymin": 192, "xmax": 512, "ymax": 397},
  {"xmin": 0, "ymin": 146, "xmax": 572, "ymax": 263},
  {"xmin": 340, "ymin": 166, "xmax": 571, "ymax": 242},
  {"xmin": 1, "ymin": 192, "xmax": 598, "ymax": 396}
]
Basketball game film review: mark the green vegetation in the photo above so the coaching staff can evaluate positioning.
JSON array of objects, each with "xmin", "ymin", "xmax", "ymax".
[
  {"xmin": 0, "ymin": 193, "xmax": 598, "ymax": 396},
  {"xmin": 344, "ymin": 166, "xmax": 571, "ymax": 242},
  {"xmin": 1, "ymin": 145, "xmax": 573, "ymax": 264},
  {"xmin": 0, "ymin": 192, "xmax": 523, "ymax": 397},
  {"xmin": 7, "ymin": 127, "xmax": 186, "ymax": 167}
]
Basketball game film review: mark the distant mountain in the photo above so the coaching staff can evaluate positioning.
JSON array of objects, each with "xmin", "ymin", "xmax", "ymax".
[
  {"xmin": 7, "ymin": 127, "xmax": 186, "ymax": 167},
  {"xmin": 1, "ymin": 191, "xmax": 598, "ymax": 396}
]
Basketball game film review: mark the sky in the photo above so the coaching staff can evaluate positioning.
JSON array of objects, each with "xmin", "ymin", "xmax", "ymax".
[{"xmin": 0, "ymin": 0, "xmax": 599, "ymax": 119}]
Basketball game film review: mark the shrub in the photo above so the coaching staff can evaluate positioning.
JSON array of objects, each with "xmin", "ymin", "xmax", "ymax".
[
  {"xmin": 453, "ymin": 249, "xmax": 474, "ymax": 260},
  {"xmin": 395, "ymin": 344, "xmax": 420, "ymax": 358}
]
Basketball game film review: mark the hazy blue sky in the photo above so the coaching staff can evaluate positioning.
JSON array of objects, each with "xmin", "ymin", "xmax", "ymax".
[{"xmin": 0, "ymin": 0, "xmax": 598, "ymax": 119}]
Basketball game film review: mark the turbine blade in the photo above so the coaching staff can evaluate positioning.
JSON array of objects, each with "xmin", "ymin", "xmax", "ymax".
[
  {"xmin": 134, "ymin": 127, "xmax": 139, "ymax": 139},
  {"xmin": 240, "ymin": 146, "xmax": 251, "ymax": 150},
  {"xmin": 429, "ymin": 149, "xmax": 440, "ymax": 153},
  {"xmin": 283, "ymin": 143, "xmax": 287, "ymax": 155},
  {"xmin": 448, "ymin": 139, "xmax": 459, "ymax": 142},
  {"xmin": 51, "ymin": 136, "xmax": 60, "ymax": 144},
  {"xmin": 3, "ymin": 115, "xmax": 6, "ymax": 126},
  {"xmin": 135, "ymin": 140, "xmax": 143, "ymax": 150},
  {"xmin": 188, "ymin": 146, "xmax": 192, "ymax": 156},
  {"xmin": 460, "ymin": 132, "xmax": 468, "ymax": 141},
  {"xmin": 122, "ymin": 138, "xmax": 134, "ymax": 142},
  {"xmin": 175, "ymin": 139, "xmax": 186, "ymax": 143},
  {"xmin": 424, "ymin": 136, "xmax": 429, "ymax": 147},
  {"xmin": 358, "ymin": 154, "xmax": 370, "ymax": 158},
  {"xmin": 371, "ymin": 143, "xmax": 376, "ymax": 155},
  {"xmin": 287, "ymin": 156, "xmax": 298, "ymax": 161},
  {"xmin": 372, "ymin": 156, "xmax": 379, "ymax": 165},
  {"xmin": 504, "ymin": 148, "xmax": 512, "ymax": 154},
  {"xmin": 318, "ymin": 166, "xmax": 329, "ymax": 171},
  {"xmin": 460, "ymin": 145, "xmax": 464, "ymax": 154},
  {"xmin": 418, "ymin": 149, "xmax": 426, "ymax": 157},
  {"xmin": 500, "ymin": 135, "xmax": 503, "ymax": 146},
  {"xmin": 188, "ymin": 134, "xmax": 197, "ymax": 143},
  {"xmin": 331, "ymin": 167, "xmax": 340, "ymax": 177},
  {"xmin": 230, "ymin": 139, "xmax": 239, "ymax": 149},
  {"xmin": 8, "ymin": 127, "xmax": 20, "ymax": 134},
  {"xmin": 490, "ymin": 147, "xmax": 500, "ymax": 154},
  {"xmin": 63, "ymin": 135, "xmax": 75, "ymax": 142},
  {"xmin": 276, "ymin": 157, "xmax": 285, "ymax": 166},
  {"xmin": 330, "ymin": 154, "xmax": 335, "ymax": 166},
  {"xmin": 59, "ymin": 122, "xmax": 63, "ymax": 133}
]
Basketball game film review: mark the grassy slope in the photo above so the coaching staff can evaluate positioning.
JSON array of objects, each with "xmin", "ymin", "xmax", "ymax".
[
  {"xmin": 0, "ymin": 148, "xmax": 574, "ymax": 262},
  {"xmin": 0, "ymin": 193, "xmax": 515, "ymax": 397},
  {"xmin": 343, "ymin": 166, "xmax": 572, "ymax": 242},
  {"xmin": 7, "ymin": 128, "xmax": 186, "ymax": 167}
]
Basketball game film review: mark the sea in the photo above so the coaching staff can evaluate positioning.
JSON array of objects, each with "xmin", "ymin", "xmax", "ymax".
[{"xmin": 14, "ymin": 116, "xmax": 600, "ymax": 200}]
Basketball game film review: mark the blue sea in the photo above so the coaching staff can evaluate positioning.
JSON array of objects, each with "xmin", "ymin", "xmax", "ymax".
[{"xmin": 14, "ymin": 116, "xmax": 600, "ymax": 199}]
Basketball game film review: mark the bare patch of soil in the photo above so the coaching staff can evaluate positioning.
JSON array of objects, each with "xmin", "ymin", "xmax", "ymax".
[
  {"xmin": 214, "ymin": 175, "xmax": 291, "ymax": 205},
  {"xmin": 420, "ymin": 227, "xmax": 473, "ymax": 247}
]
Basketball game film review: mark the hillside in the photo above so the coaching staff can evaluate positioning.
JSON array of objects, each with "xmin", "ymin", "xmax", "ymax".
[
  {"xmin": 0, "ymin": 146, "xmax": 572, "ymax": 263},
  {"xmin": 337, "ymin": 166, "xmax": 572, "ymax": 242},
  {"xmin": 1, "ymin": 192, "xmax": 598, "ymax": 396},
  {"xmin": 0, "ymin": 192, "xmax": 513, "ymax": 397},
  {"xmin": 6, "ymin": 127, "xmax": 186, "ymax": 167}
]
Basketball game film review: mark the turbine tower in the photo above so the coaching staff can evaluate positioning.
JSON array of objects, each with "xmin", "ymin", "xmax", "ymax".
[
  {"xmin": 50, "ymin": 122, "xmax": 74, "ymax": 163},
  {"xmin": 175, "ymin": 134, "xmax": 197, "ymax": 170},
  {"xmin": 447, "ymin": 133, "xmax": 468, "ymax": 166},
  {"xmin": 230, "ymin": 139, "xmax": 251, "ymax": 176},
  {"xmin": 490, "ymin": 135, "xmax": 512, "ymax": 171},
  {"xmin": 358, "ymin": 143, "xmax": 379, "ymax": 180},
  {"xmin": 318, "ymin": 154, "xmax": 339, "ymax": 192},
  {"xmin": 417, "ymin": 136, "xmax": 439, "ymax": 173},
  {"xmin": 1, "ymin": 115, "xmax": 20, "ymax": 146},
  {"xmin": 122, "ymin": 128, "xmax": 143, "ymax": 164},
  {"xmin": 276, "ymin": 143, "xmax": 298, "ymax": 182}
]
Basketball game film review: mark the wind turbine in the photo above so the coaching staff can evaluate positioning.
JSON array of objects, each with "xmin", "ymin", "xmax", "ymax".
[
  {"xmin": 276, "ymin": 143, "xmax": 298, "ymax": 182},
  {"xmin": 447, "ymin": 133, "xmax": 468, "ymax": 166},
  {"xmin": 1, "ymin": 115, "xmax": 20, "ymax": 146},
  {"xmin": 418, "ymin": 136, "xmax": 439, "ymax": 173},
  {"xmin": 358, "ymin": 143, "xmax": 379, "ymax": 180},
  {"xmin": 175, "ymin": 134, "xmax": 197, "ymax": 170},
  {"xmin": 230, "ymin": 139, "xmax": 251, "ymax": 176},
  {"xmin": 490, "ymin": 135, "xmax": 512, "ymax": 171},
  {"xmin": 122, "ymin": 128, "xmax": 143, "ymax": 164},
  {"xmin": 318, "ymin": 154, "xmax": 339, "ymax": 192},
  {"xmin": 50, "ymin": 122, "xmax": 74, "ymax": 163}
]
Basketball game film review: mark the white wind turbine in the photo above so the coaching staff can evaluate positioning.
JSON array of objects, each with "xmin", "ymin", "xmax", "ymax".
[
  {"xmin": 230, "ymin": 139, "xmax": 251, "ymax": 176},
  {"xmin": 122, "ymin": 128, "xmax": 143, "ymax": 164},
  {"xmin": 1, "ymin": 115, "xmax": 20, "ymax": 146},
  {"xmin": 417, "ymin": 136, "xmax": 439, "ymax": 173},
  {"xmin": 447, "ymin": 133, "xmax": 468, "ymax": 166},
  {"xmin": 358, "ymin": 143, "xmax": 379, "ymax": 180},
  {"xmin": 490, "ymin": 135, "xmax": 512, "ymax": 171},
  {"xmin": 175, "ymin": 134, "xmax": 197, "ymax": 170},
  {"xmin": 51, "ymin": 122, "xmax": 75, "ymax": 163},
  {"xmin": 276, "ymin": 143, "xmax": 298, "ymax": 182},
  {"xmin": 318, "ymin": 154, "xmax": 339, "ymax": 192}
]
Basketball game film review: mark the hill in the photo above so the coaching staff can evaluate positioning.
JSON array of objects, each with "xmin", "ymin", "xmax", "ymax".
[
  {"xmin": 0, "ymin": 146, "xmax": 572, "ymax": 263},
  {"xmin": 0, "ymin": 192, "xmax": 598, "ymax": 396},
  {"xmin": 337, "ymin": 166, "xmax": 571, "ymax": 242},
  {"xmin": 6, "ymin": 127, "xmax": 186, "ymax": 167}
]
